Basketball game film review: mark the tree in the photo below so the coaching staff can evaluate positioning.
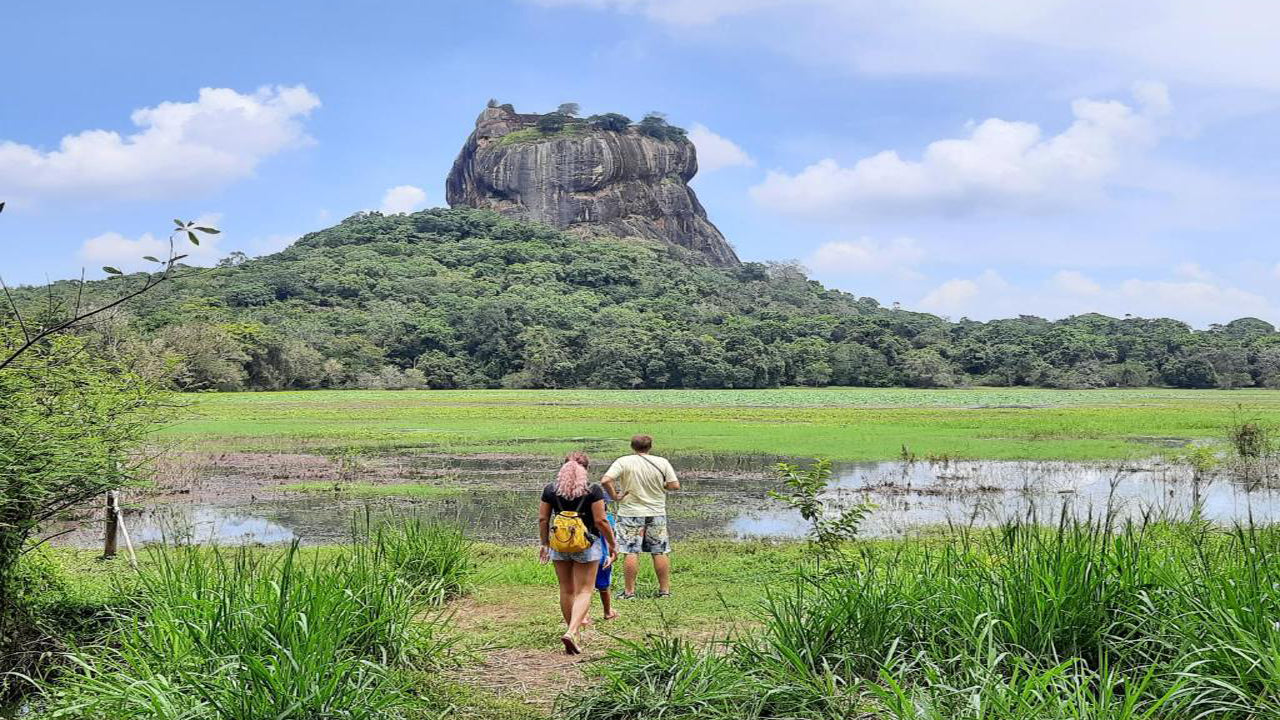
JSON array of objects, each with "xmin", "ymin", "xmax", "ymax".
[
  {"xmin": 556, "ymin": 102, "xmax": 580, "ymax": 117},
  {"xmin": 1162, "ymin": 354, "xmax": 1218, "ymax": 388},
  {"xmin": 1, "ymin": 330, "xmax": 171, "ymax": 686},
  {"xmin": 900, "ymin": 348, "xmax": 958, "ymax": 388},
  {"xmin": 586, "ymin": 112, "xmax": 631, "ymax": 132},
  {"xmin": 537, "ymin": 112, "xmax": 568, "ymax": 133},
  {"xmin": 1, "ymin": 205, "xmax": 214, "ymax": 688}
]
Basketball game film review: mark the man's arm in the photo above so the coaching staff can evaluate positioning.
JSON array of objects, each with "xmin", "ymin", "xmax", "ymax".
[
  {"xmin": 602, "ymin": 474, "xmax": 624, "ymax": 501},
  {"xmin": 663, "ymin": 462, "xmax": 680, "ymax": 491}
]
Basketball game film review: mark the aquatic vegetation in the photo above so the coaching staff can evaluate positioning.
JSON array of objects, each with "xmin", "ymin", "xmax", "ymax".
[{"xmin": 165, "ymin": 387, "xmax": 1280, "ymax": 461}]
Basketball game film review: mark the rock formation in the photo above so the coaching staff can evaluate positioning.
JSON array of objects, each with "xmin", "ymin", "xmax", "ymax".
[{"xmin": 446, "ymin": 104, "xmax": 739, "ymax": 266}]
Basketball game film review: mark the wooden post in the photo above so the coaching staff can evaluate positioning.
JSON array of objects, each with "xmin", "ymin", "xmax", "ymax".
[{"xmin": 103, "ymin": 491, "xmax": 119, "ymax": 559}]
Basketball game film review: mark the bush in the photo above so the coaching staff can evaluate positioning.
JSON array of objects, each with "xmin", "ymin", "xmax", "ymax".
[
  {"xmin": 587, "ymin": 112, "xmax": 631, "ymax": 132},
  {"xmin": 537, "ymin": 112, "xmax": 568, "ymax": 133}
]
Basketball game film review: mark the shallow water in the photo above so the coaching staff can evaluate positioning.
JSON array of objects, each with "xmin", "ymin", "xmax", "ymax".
[{"xmin": 49, "ymin": 455, "xmax": 1280, "ymax": 548}]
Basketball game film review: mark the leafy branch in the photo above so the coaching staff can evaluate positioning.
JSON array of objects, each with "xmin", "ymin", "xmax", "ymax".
[
  {"xmin": 770, "ymin": 459, "xmax": 873, "ymax": 561},
  {"xmin": 0, "ymin": 204, "xmax": 218, "ymax": 371}
]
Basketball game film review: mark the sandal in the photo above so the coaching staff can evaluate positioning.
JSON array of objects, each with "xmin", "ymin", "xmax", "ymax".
[
  {"xmin": 619, "ymin": 591, "xmax": 638, "ymax": 600},
  {"xmin": 656, "ymin": 590, "xmax": 672, "ymax": 599},
  {"xmin": 561, "ymin": 633, "xmax": 582, "ymax": 655}
]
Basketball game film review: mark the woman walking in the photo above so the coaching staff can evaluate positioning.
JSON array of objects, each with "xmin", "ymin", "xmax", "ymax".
[{"xmin": 539, "ymin": 451, "xmax": 617, "ymax": 654}]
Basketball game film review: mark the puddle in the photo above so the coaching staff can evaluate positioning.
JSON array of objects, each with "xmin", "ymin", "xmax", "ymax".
[{"xmin": 45, "ymin": 455, "xmax": 1280, "ymax": 549}]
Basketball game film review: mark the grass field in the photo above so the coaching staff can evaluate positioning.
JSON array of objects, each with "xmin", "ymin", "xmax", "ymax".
[{"xmin": 161, "ymin": 387, "xmax": 1280, "ymax": 461}]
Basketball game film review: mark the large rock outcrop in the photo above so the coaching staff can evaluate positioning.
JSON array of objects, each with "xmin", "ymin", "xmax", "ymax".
[{"xmin": 446, "ymin": 105, "xmax": 739, "ymax": 266}]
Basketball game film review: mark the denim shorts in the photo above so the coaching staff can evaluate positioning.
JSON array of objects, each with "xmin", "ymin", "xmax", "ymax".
[{"xmin": 548, "ymin": 535, "xmax": 604, "ymax": 563}]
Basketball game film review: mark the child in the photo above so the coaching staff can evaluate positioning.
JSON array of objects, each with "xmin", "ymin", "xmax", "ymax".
[{"xmin": 595, "ymin": 487, "xmax": 621, "ymax": 620}]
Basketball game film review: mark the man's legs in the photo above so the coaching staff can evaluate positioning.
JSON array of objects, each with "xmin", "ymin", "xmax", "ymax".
[
  {"xmin": 652, "ymin": 553, "xmax": 671, "ymax": 593},
  {"xmin": 646, "ymin": 515, "xmax": 672, "ymax": 594},
  {"xmin": 623, "ymin": 553, "xmax": 640, "ymax": 595},
  {"xmin": 616, "ymin": 516, "xmax": 644, "ymax": 595}
]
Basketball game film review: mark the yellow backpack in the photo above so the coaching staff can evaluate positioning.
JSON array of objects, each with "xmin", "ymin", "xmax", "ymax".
[{"xmin": 549, "ymin": 495, "xmax": 593, "ymax": 553}]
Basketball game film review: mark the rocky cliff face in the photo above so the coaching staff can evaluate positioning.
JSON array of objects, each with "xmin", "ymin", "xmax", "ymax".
[{"xmin": 446, "ymin": 105, "xmax": 739, "ymax": 266}]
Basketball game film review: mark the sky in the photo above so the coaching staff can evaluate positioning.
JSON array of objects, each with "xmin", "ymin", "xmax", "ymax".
[{"xmin": 2, "ymin": 0, "xmax": 1278, "ymax": 326}]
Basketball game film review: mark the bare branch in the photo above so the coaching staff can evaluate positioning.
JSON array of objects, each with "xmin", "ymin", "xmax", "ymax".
[{"xmin": 0, "ymin": 275, "xmax": 30, "ymax": 343}]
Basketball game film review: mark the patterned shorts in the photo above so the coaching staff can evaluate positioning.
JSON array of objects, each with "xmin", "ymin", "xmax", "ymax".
[{"xmin": 616, "ymin": 515, "xmax": 670, "ymax": 554}]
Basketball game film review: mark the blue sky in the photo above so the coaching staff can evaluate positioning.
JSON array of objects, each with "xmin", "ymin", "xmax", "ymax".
[{"xmin": 2, "ymin": 1, "xmax": 1278, "ymax": 326}]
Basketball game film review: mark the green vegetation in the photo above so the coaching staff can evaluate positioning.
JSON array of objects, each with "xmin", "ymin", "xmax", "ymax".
[
  {"xmin": 12, "ymin": 208, "xmax": 1280, "ymax": 394},
  {"xmin": 282, "ymin": 481, "xmax": 463, "ymax": 499},
  {"xmin": 23, "ymin": 520, "xmax": 1280, "ymax": 719},
  {"xmin": 561, "ymin": 519, "xmax": 1280, "ymax": 719},
  {"xmin": 26, "ymin": 521, "xmax": 472, "ymax": 718},
  {"xmin": 0, "ymin": 329, "xmax": 172, "ymax": 694},
  {"xmin": 165, "ymin": 387, "xmax": 1280, "ymax": 460}
]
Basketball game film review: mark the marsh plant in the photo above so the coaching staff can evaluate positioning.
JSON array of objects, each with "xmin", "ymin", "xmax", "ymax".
[
  {"xmin": 33, "ymin": 523, "xmax": 471, "ymax": 719},
  {"xmin": 769, "ymin": 460, "xmax": 872, "ymax": 561},
  {"xmin": 560, "ymin": 516, "xmax": 1280, "ymax": 719},
  {"xmin": 1225, "ymin": 409, "xmax": 1279, "ymax": 484}
]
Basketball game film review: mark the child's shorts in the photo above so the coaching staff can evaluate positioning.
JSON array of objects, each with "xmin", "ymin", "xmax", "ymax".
[{"xmin": 595, "ymin": 547, "xmax": 613, "ymax": 591}]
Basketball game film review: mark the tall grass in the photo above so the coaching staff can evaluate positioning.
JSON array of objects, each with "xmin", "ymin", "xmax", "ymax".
[
  {"xmin": 560, "ymin": 517, "xmax": 1280, "ymax": 719},
  {"xmin": 35, "ymin": 521, "xmax": 472, "ymax": 719}
]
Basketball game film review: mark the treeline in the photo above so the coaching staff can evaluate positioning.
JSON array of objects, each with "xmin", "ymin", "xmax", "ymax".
[{"xmin": 10, "ymin": 208, "xmax": 1280, "ymax": 392}]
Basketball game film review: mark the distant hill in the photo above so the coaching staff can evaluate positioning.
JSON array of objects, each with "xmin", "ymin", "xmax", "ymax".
[{"xmin": 13, "ymin": 207, "xmax": 1280, "ymax": 391}]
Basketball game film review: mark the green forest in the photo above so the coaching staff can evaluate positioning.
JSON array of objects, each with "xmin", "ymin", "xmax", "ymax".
[{"xmin": 11, "ymin": 207, "xmax": 1280, "ymax": 392}]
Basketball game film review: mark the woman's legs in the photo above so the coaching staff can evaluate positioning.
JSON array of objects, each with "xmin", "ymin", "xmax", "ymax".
[
  {"xmin": 552, "ymin": 560, "xmax": 575, "ymax": 625},
  {"xmin": 565, "ymin": 561, "xmax": 599, "ymax": 637}
]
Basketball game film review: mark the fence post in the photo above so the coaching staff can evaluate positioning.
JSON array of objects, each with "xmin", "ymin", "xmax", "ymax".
[{"xmin": 103, "ymin": 491, "xmax": 119, "ymax": 559}]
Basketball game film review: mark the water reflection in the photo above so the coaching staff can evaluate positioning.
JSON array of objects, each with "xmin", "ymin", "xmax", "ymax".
[
  {"xmin": 734, "ymin": 460, "xmax": 1280, "ymax": 538},
  {"xmin": 51, "ymin": 458, "xmax": 1280, "ymax": 548}
]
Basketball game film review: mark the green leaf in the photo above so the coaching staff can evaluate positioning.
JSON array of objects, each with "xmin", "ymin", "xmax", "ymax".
[
  {"xmin": 0, "ymin": 201, "xmax": 6, "ymax": 214},
  {"xmin": 194, "ymin": 227, "xmax": 221, "ymax": 234},
  {"xmin": 103, "ymin": 266, "xmax": 123, "ymax": 275},
  {"xmin": 187, "ymin": 231, "xmax": 200, "ymax": 246},
  {"xmin": 173, "ymin": 218, "xmax": 184, "ymax": 228},
  {"xmin": 142, "ymin": 255, "xmax": 161, "ymax": 263}
]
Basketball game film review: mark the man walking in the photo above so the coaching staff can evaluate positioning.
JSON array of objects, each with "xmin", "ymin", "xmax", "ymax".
[{"xmin": 602, "ymin": 434, "xmax": 680, "ymax": 598}]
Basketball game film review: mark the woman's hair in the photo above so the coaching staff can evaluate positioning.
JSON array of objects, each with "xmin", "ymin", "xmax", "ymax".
[{"xmin": 555, "ymin": 451, "xmax": 591, "ymax": 499}]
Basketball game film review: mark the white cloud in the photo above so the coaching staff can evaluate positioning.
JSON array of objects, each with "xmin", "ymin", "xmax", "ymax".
[
  {"xmin": 687, "ymin": 123, "xmax": 754, "ymax": 171},
  {"xmin": 79, "ymin": 219, "xmax": 227, "ymax": 277},
  {"xmin": 250, "ymin": 234, "xmax": 299, "ymax": 255},
  {"xmin": 1051, "ymin": 270, "xmax": 1101, "ymax": 296},
  {"xmin": 534, "ymin": 1, "xmax": 1280, "ymax": 90},
  {"xmin": 913, "ymin": 268, "xmax": 1279, "ymax": 326},
  {"xmin": 379, "ymin": 185, "xmax": 428, "ymax": 214},
  {"xmin": 0, "ymin": 86, "xmax": 320, "ymax": 208},
  {"xmin": 1173, "ymin": 261, "xmax": 1213, "ymax": 281},
  {"xmin": 806, "ymin": 237, "xmax": 924, "ymax": 280},
  {"xmin": 750, "ymin": 85, "xmax": 1170, "ymax": 219}
]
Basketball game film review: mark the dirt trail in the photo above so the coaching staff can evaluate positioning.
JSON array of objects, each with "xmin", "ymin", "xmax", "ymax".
[{"xmin": 449, "ymin": 593, "xmax": 618, "ymax": 714}]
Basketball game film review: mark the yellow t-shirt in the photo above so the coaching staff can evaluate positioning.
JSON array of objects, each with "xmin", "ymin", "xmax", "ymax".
[{"xmin": 604, "ymin": 454, "xmax": 677, "ymax": 517}]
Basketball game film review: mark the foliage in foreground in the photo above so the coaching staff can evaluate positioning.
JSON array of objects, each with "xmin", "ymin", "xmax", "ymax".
[
  {"xmin": 0, "ymin": 328, "xmax": 172, "ymax": 695},
  {"xmin": 560, "ymin": 518, "xmax": 1280, "ymax": 719},
  {"xmin": 31, "ymin": 521, "xmax": 471, "ymax": 719},
  {"xmin": 15, "ymin": 208, "xmax": 1280, "ymax": 393}
]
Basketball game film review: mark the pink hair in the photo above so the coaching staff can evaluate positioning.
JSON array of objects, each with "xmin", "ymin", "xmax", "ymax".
[{"xmin": 555, "ymin": 451, "xmax": 590, "ymax": 499}]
